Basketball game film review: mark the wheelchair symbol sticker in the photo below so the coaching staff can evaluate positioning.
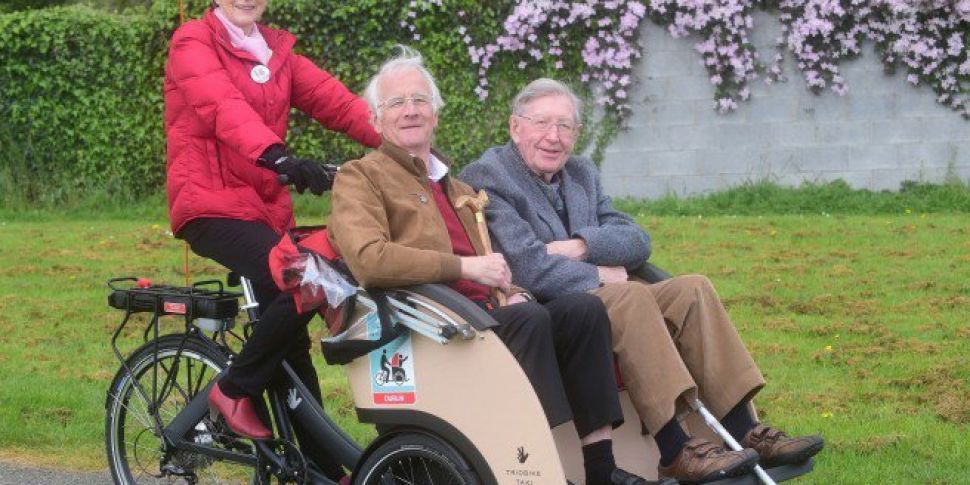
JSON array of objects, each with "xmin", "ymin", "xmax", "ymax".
[{"xmin": 369, "ymin": 331, "xmax": 416, "ymax": 405}]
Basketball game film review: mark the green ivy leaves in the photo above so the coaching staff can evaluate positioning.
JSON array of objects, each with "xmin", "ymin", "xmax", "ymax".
[{"xmin": 0, "ymin": 6, "xmax": 166, "ymax": 205}]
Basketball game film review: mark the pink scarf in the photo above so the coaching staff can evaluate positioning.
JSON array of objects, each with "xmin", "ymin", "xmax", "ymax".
[{"xmin": 213, "ymin": 7, "xmax": 272, "ymax": 65}]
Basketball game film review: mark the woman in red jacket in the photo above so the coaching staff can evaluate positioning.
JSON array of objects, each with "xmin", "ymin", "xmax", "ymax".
[{"xmin": 164, "ymin": 1, "xmax": 379, "ymax": 480}]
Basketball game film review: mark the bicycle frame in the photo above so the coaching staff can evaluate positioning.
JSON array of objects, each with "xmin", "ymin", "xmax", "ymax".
[{"xmin": 160, "ymin": 361, "xmax": 360, "ymax": 484}]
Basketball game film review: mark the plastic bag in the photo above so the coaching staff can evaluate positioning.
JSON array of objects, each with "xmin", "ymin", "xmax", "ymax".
[
  {"xmin": 268, "ymin": 226, "xmax": 357, "ymax": 315},
  {"xmin": 298, "ymin": 252, "xmax": 357, "ymax": 311}
]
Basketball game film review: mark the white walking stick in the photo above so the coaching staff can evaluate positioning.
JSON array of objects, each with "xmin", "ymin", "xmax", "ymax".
[{"xmin": 693, "ymin": 399, "xmax": 777, "ymax": 485}]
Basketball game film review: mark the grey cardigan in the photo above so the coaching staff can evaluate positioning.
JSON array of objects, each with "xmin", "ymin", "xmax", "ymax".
[{"xmin": 460, "ymin": 142, "xmax": 651, "ymax": 301}]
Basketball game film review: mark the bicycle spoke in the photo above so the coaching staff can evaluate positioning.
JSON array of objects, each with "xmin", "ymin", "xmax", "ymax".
[
  {"xmin": 420, "ymin": 455, "xmax": 434, "ymax": 484},
  {"xmin": 112, "ymin": 390, "xmax": 158, "ymax": 431},
  {"xmin": 390, "ymin": 472, "xmax": 416, "ymax": 485},
  {"xmin": 157, "ymin": 359, "xmax": 188, "ymax": 404}
]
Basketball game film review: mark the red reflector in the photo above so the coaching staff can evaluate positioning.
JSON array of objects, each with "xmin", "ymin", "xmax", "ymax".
[{"xmin": 164, "ymin": 302, "xmax": 187, "ymax": 314}]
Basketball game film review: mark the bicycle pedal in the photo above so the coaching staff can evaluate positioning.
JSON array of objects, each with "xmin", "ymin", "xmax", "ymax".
[{"xmin": 160, "ymin": 463, "xmax": 192, "ymax": 477}]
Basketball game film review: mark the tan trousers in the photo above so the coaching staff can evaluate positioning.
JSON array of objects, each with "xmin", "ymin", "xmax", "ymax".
[{"xmin": 590, "ymin": 275, "xmax": 765, "ymax": 433}]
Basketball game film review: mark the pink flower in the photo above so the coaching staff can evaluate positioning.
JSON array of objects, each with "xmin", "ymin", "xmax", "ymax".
[{"xmin": 463, "ymin": 0, "xmax": 970, "ymax": 118}]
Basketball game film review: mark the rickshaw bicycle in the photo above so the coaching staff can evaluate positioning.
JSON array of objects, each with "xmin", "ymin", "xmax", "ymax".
[{"xmin": 104, "ymin": 248, "xmax": 816, "ymax": 485}]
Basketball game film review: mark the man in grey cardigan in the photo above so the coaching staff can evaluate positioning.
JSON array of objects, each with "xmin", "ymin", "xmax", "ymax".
[{"xmin": 461, "ymin": 78, "xmax": 823, "ymax": 484}]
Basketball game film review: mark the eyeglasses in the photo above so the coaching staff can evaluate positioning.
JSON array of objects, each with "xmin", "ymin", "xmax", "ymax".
[
  {"xmin": 515, "ymin": 114, "xmax": 581, "ymax": 138},
  {"xmin": 379, "ymin": 94, "xmax": 433, "ymax": 111}
]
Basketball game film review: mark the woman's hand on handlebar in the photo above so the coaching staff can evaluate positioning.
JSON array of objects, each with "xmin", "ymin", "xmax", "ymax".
[
  {"xmin": 274, "ymin": 161, "xmax": 339, "ymax": 195},
  {"xmin": 258, "ymin": 144, "xmax": 334, "ymax": 196},
  {"xmin": 272, "ymin": 157, "xmax": 332, "ymax": 195}
]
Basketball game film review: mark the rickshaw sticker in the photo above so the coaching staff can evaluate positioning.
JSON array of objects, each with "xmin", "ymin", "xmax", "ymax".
[{"xmin": 369, "ymin": 319, "xmax": 416, "ymax": 405}]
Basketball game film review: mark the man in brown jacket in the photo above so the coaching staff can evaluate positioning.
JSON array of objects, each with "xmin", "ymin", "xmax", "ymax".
[{"xmin": 328, "ymin": 48, "xmax": 674, "ymax": 485}]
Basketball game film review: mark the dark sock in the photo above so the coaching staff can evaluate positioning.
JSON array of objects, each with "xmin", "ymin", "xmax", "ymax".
[
  {"xmin": 582, "ymin": 439, "xmax": 616, "ymax": 485},
  {"xmin": 654, "ymin": 418, "xmax": 690, "ymax": 467},
  {"xmin": 217, "ymin": 378, "xmax": 248, "ymax": 399},
  {"xmin": 721, "ymin": 398, "xmax": 757, "ymax": 443}
]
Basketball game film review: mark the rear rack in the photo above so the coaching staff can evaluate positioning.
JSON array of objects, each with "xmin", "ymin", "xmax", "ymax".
[
  {"xmin": 106, "ymin": 277, "xmax": 243, "ymax": 377},
  {"xmin": 107, "ymin": 277, "xmax": 240, "ymax": 320}
]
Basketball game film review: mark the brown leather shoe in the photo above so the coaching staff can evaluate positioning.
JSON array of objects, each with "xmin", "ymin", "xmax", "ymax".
[
  {"xmin": 740, "ymin": 424, "xmax": 824, "ymax": 468},
  {"xmin": 658, "ymin": 438, "xmax": 758, "ymax": 484},
  {"xmin": 208, "ymin": 382, "xmax": 272, "ymax": 440}
]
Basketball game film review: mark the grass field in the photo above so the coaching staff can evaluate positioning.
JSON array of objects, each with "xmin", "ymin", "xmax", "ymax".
[{"xmin": 0, "ymin": 209, "xmax": 968, "ymax": 483}]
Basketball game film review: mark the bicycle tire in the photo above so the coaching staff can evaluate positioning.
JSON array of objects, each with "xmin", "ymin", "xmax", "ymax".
[
  {"xmin": 375, "ymin": 371, "xmax": 388, "ymax": 386},
  {"xmin": 356, "ymin": 433, "xmax": 479, "ymax": 485},
  {"xmin": 105, "ymin": 334, "xmax": 259, "ymax": 485}
]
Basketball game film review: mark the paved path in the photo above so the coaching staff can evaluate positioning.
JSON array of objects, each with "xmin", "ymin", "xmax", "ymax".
[{"xmin": 0, "ymin": 462, "xmax": 109, "ymax": 484}]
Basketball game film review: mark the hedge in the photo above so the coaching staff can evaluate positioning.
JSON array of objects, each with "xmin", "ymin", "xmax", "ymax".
[
  {"xmin": 0, "ymin": 0, "xmax": 68, "ymax": 14},
  {"xmin": 0, "ymin": 1, "xmax": 603, "ymax": 207}
]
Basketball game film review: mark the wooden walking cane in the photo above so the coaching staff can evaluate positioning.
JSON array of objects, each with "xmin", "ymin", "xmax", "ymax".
[{"xmin": 455, "ymin": 190, "xmax": 507, "ymax": 307}]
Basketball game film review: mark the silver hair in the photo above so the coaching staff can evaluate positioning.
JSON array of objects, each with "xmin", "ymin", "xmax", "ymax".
[
  {"xmin": 364, "ymin": 45, "xmax": 444, "ymax": 118},
  {"xmin": 511, "ymin": 78, "xmax": 582, "ymax": 122}
]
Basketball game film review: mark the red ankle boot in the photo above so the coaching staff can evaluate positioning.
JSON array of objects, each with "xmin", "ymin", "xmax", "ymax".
[{"xmin": 208, "ymin": 383, "xmax": 272, "ymax": 440}]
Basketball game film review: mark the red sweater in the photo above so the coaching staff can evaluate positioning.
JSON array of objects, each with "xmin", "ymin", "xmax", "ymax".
[{"xmin": 430, "ymin": 180, "xmax": 491, "ymax": 303}]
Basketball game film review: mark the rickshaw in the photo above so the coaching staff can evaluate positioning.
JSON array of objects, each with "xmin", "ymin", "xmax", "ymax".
[{"xmin": 104, "ymin": 224, "xmax": 815, "ymax": 485}]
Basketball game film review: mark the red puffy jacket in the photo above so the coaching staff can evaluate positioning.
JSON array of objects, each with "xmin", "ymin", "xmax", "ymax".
[{"xmin": 164, "ymin": 9, "xmax": 380, "ymax": 235}]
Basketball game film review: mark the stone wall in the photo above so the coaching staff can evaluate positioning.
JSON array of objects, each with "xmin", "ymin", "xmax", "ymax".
[{"xmin": 601, "ymin": 11, "xmax": 970, "ymax": 198}]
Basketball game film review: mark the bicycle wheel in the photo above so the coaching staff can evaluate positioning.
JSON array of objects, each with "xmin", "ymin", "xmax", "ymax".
[
  {"xmin": 106, "ymin": 334, "xmax": 258, "ymax": 485},
  {"xmin": 356, "ymin": 433, "xmax": 479, "ymax": 485},
  {"xmin": 374, "ymin": 371, "xmax": 388, "ymax": 386}
]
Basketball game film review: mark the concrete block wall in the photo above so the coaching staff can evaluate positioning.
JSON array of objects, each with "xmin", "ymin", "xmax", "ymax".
[{"xmin": 601, "ymin": 11, "xmax": 970, "ymax": 199}]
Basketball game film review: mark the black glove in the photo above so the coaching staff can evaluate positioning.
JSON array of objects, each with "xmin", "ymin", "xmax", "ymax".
[{"xmin": 258, "ymin": 145, "xmax": 330, "ymax": 195}]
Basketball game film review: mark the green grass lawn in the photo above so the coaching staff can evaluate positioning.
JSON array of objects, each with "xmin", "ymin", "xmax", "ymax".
[{"xmin": 0, "ymin": 212, "xmax": 967, "ymax": 483}]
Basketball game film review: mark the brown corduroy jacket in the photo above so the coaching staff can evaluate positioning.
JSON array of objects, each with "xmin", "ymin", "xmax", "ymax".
[{"xmin": 329, "ymin": 142, "xmax": 522, "ymax": 294}]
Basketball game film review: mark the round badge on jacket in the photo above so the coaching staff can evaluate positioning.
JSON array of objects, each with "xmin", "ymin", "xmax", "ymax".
[{"xmin": 251, "ymin": 65, "xmax": 271, "ymax": 84}]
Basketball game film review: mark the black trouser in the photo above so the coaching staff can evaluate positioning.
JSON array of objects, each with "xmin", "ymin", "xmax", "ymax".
[
  {"xmin": 180, "ymin": 218, "xmax": 342, "ymax": 477},
  {"xmin": 489, "ymin": 293, "xmax": 623, "ymax": 438}
]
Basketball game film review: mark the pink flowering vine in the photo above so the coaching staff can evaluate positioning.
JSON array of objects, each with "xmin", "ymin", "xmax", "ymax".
[
  {"xmin": 400, "ymin": 1, "xmax": 970, "ymax": 120},
  {"xmin": 464, "ymin": 0, "xmax": 647, "ymax": 116},
  {"xmin": 649, "ymin": 0, "xmax": 760, "ymax": 112},
  {"xmin": 465, "ymin": 0, "xmax": 761, "ymax": 114},
  {"xmin": 400, "ymin": 0, "xmax": 444, "ymax": 42},
  {"xmin": 770, "ymin": 0, "xmax": 873, "ymax": 96},
  {"xmin": 876, "ymin": 0, "xmax": 970, "ymax": 118},
  {"xmin": 769, "ymin": 0, "xmax": 970, "ymax": 118}
]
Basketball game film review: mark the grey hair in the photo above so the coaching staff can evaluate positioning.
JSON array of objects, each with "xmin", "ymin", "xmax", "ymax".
[
  {"xmin": 364, "ymin": 45, "xmax": 444, "ymax": 118},
  {"xmin": 511, "ymin": 78, "xmax": 582, "ymax": 122}
]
